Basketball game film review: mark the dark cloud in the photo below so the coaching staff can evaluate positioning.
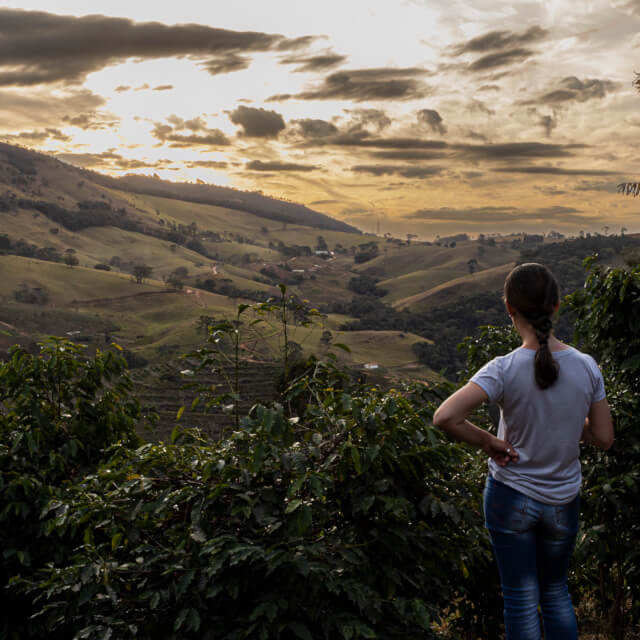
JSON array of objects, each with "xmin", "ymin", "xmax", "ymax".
[
  {"xmin": 524, "ymin": 76, "xmax": 619, "ymax": 105},
  {"xmin": 229, "ymin": 105, "xmax": 285, "ymax": 138},
  {"xmin": 246, "ymin": 160, "xmax": 317, "ymax": 172},
  {"xmin": 309, "ymin": 135, "xmax": 448, "ymax": 149},
  {"xmin": 268, "ymin": 67, "xmax": 430, "ymax": 102},
  {"xmin": 406, "ymin": 203, "xmax": 589, "ymax": 224},
  {"xmin": 351, "ymin": 165, "xmax": 443, "ymax": 179},
  {"xmin": 279, "ymin": 52, "xmax": 347, "ymax": 72},
  {"xmin": 478, "ymin": 84, "xmax": 500, "ymax": 91},
  {"xmin": 184, "ymin": 160, "xmax": 228, "ymax": 170},
  {"xmin": 539, "ymin": 114, "xmax": 557, "ymax": 137},
  {"xmin": 292, "ymin": 118, "xmax": 339, "ymax": 138},
  {"xmin": 572, "ymin": 180, "xmax": 617, "ymax": 192},
  {"xmin": 0, "ymin": 8, "xmax": 317, "ymax": 87},
  {"xmin": 492, "ymin": 166, "xmax": 619, "ymax": 176},
  {"xmin": 469, "ymin": 48, "xmax": 535, "ymax": 71},
  {"xmin": 153, "ymin": 84, "xmax": 174, "ymax": 91},
  {"xmin": 2, "ymin": 127, "xmax": 70, "ymax": 143},
  {"xmin": 310, "ymin": 199, "xmax": 339, "ymax": 205},
  {"xmin": 62, "ymin": 112, "xmax": 119, "ymax": 130},
  {"xmin": 56, "ymin": 150, "xmax": 173, "ymax": 171},
  {"xmin": 371, "ymin": 150, "xmax": 447, "ymax": 160},
  {"xmin": 343, "ymin": 108, "xmax": 392, "ymax": 132},
  {"xmin": 453, "ymin": 26, "xmax": 547, "ymax": 55},
  {"xmin": 417, "ymin": 108, "xmax": 446, "ymax": 135},
  {"xmin": 455, "ymin": 142, "xmax": 585, "ymax": 160},
  {"xmin": 201, "ymin": 54, "xmax": 251, "ymax": 75},
  {"xmin": 151, "ymin": 115, "xmax": 230, "ymax": 147}
]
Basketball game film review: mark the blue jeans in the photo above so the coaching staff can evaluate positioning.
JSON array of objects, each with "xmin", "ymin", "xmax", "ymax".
[{"xmin": 484, "ymin": 476, "xmax": 579, "ymax": 640}]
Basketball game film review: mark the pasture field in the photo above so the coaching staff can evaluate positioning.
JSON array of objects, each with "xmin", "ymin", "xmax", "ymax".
[{"xmin": 393, "ymin": 262, "xmax": 516, "ymax": 311}]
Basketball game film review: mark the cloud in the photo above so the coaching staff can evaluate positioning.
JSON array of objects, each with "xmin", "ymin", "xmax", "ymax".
[
  {"xmin": 538, "ymin": 114, "xmax": 557, "ymax": 137},
  {"xmin": 201, "ymin": 54, "xmax": 251, "ymax": 75},
  {"xmin": 292, "ymin": 118, "xmax": 339, "ymax": 138},
  {"xmin": 454, "ymin": 142, "xmax": 584, "ymax": 160},
  {"xmin": 343, "ymin": 108, "xmax": 392, "ymax": 132},
  {"xmin": 453, "ymin": 26, "xmax": 547, "ymax": 55},
  {"xmin": 279, "ymin": 52, "xmax": 347, "ymax": 72},
  {"xmin": 184, "ymin": 160, "xmax": 228, "ymax": 169},
  {"xmin": 229, "ymin": 105, "xmax": 285, "ymax": 138},
  {"xmin": 0, "ymin": 8, "xmax": 317, "ymax": 87},
  {"xmin": 492, "ymin": 165, "xmax": 619, "ymax": 176},
  {"xmin": 56, "ymin": 150, "xmax": 173, "ymax": 171},
  {"xmin": 115, "ymin": 85, "xmax": 130, "ymax": 93},
  {"xmin": 524, "ymin": 76, "xmax": 619, "ymax": 105},
  {"xmin": 62, "ymin": 112, "xmax": 119, "ymax": 130},
  {"xmin": 246, "ymin": 160, "xmax": 317, "ymax": 172},
  {"xmin": 1, "ymin": 128, "xmax": 70, "ymax": 143},
  {"xmin": 468, "ymin": 48, "xmax": 535, "ymax": 71},
  {"xmin": 406, "ymin": 203, "xmax": 590, "ymax": 224},
  {"xmin": 371, "ymin": 150, "xmax": 447, "ymax": 160},
  {"xmin": 611, "ymin": 0, "xmax": 640, "ymax": 16},
  {"xmin": 417, "ymin": 108, "xmax": 446, "ymax": 135},
  {"xmin": 308, "ymin": 135, "xmax": 448, "ymax": 149},
  {"xmin": 151, "ymin": 115, "xmax": 230, "ymax": 147},
  {"xmin": 351, "ymin": 164, "xmax": 443, "ymax": 179},
  {"xmin": 268, "ymin": 67, "xmax": 430, "ymax": 102},
  {"xmin": 153, "ymin": 84, "xmax": 174, "ymax": 91},
  {"xmin": 450, "ymin": 26, "xmax": 546, "ymax": 73},
  {"xmin": 0, "ymin": 88, "xmax": 106, "ymax": 129}
]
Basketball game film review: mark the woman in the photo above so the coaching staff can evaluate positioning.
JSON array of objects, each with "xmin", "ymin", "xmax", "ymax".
[{"xmin": 433, "ymin": 263, "xmax": 613, "ymax": 640}]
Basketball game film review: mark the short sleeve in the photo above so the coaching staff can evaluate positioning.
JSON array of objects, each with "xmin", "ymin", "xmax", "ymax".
[
  {"xmin": 586, "ymin": 355, "xmax": 606, "ymax": 403},
  {"xmin": 470, "ymin": 357, "xmax": 504, "ymax": 404}
]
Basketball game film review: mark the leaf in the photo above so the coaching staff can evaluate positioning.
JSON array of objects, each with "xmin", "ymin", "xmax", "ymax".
[
  {"xmin": 285, "ymin": 499, "xmax": 302, "ymax": 514},
  {"xmin": 333, "ymin": 343, "xmax": 351, "ymax": 352},
  {"xmin": 288, "ymin": 622, "xmax": 313, "ymax": 640},
  {"xmin": 176, "ymin": 406, "xmax": 185, "ymax": 421}
]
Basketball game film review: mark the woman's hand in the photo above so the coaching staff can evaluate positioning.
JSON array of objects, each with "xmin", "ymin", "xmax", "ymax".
[{"xmin": 483, "ymin": 435, "xmax": 518, "ymax": 466}]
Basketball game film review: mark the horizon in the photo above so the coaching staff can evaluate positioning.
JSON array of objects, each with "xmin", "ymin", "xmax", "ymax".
[{"xmin": 1, "ymin": 1, "xmax": 639, "ymax": 238}]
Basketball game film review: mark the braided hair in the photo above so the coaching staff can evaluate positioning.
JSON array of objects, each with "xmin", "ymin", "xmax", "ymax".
[{"xmin": 504, "ymin": 263, "xmax": 560, "ymax": 389}]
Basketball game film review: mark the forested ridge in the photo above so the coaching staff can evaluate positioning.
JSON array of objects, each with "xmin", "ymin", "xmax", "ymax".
[{"xmin": 1, "ymin": 260, "xmax": 639, "ymax": 639}]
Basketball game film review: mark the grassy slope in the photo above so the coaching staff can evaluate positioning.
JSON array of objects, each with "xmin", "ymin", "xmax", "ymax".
[
  {"xmin": 366, "ymin": 241, "xmax": 519, "ymax": 303},
  {"xmin": 393, "ymin": 262, "xmax": 515, "ymax": 311}
]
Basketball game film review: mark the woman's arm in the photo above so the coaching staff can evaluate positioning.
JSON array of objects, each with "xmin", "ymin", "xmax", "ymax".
[
  {"xmin": 433, "ymin": 382, "xmax": 518, "ymax": 466},
  {"xmin": 581, "ymin": 398, "xmax": 614, "ymax": 450}
]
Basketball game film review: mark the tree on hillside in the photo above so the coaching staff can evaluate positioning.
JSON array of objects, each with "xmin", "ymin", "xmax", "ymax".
[
  {"xmin": 165, "ymin": 266, "xmax": 188, "ymax": 290},
  {"xmin": 132, "ymin": 264, "xmax": 153, "ymax": 284},
  {"xmin": 63, "ymin": 248, "xmax": 79, "ymax": 267}
]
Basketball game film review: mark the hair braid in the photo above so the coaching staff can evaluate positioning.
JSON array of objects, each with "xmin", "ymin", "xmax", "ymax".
[{"xmin": 504, "ymin": 263, "xmax": 560, "ymax": 389}]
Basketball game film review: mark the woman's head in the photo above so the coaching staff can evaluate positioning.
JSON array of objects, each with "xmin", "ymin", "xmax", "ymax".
[{"xmin": 504, "ymin": 263, "xmax": 560, "ymax": 389}]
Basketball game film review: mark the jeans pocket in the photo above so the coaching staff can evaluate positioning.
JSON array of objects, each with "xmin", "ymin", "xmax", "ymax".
[{"xmin": 552, "ymin": 494, "xmax": 580, "ymax": 537}]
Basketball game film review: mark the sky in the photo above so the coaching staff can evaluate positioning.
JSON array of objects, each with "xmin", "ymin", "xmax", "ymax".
[{"xmin": 1, "ymin": 0, "xmax": 640, "ymax": 239}]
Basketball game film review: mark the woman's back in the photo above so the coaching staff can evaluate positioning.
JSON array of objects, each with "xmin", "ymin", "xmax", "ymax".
[{"xmin": 472, "ymin": 345, "xmax": 605, "ymax": 504}]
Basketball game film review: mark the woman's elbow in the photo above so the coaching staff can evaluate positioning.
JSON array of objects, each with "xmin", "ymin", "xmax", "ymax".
[
  {"xmin": 433, "ymin": 406, "xmax": 453, "ymax": 430},
  {"xmin": 601, "ymin": 434, "xmax": 614, "ymax": 451}
]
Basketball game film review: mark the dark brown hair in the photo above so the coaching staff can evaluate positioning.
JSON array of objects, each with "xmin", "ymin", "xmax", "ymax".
[{"xmin": 504, "ymin": 263, "xmax": 560, "ymax": 389}]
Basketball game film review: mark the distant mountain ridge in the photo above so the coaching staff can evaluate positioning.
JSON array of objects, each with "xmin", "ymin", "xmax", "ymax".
[
  {"xmin": 0, "ymin": 141, "xmax": 360, "ymax": 234},
  {"xmin": 114, "ymin": 174, "xmax": 360, "ymax": 234}
]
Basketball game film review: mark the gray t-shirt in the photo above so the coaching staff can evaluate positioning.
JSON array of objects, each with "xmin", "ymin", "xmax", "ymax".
[{"xmin": 471, "ymin": 346, "xmax": 606, "ymax": 505}]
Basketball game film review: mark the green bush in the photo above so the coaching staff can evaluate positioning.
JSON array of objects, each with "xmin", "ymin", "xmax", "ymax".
[
  {"xmin": 0, "ymin": 339, "xmax": 143, "ymax": 638},
  {"xmin": 11, "ymin": 351, "xmax": 495, "ymax": 639}
]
